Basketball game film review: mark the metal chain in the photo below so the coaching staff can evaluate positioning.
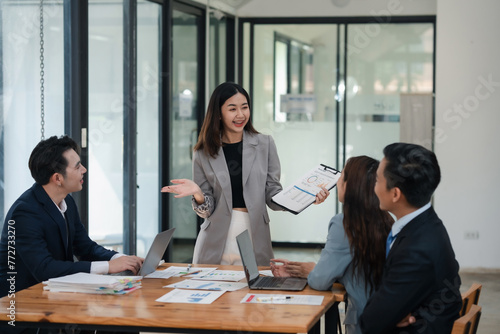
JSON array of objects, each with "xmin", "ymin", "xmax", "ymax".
[{"xmin": 40, "ymin": 0, "xmax": 45, "ymax": 140}]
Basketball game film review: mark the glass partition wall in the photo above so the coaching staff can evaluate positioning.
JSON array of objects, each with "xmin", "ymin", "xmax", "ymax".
[
  {"xmin": 88, "ymin": 0, "xmax": 161, "ymax": 256},
  {"xmin": 0, "ymin": 0, "xmax": 65, "ymax": 226},
  {"xmin": 88, "ymin": 0, "xmax": 125, "ymax": 252},
  {"xmin": 243, "ymin": 19, "xmax": 434, "ymax": 246},
  {"xmin": 344, "ymin": 23, "xmax": 434, "ymax": 160},
  {"xmin": 0, "ymin": 1, "xmax": 432, "ymax": 259},
  {"xmin": 169, "ymin": 6, "xmax": 202, "ymax": 262},
  {"xmin": 136, "ymin": 1, "xmax": 161, "ymax": 257},
  {"xmin": 0, "ymin": 0, "xmax": 235, "ymax": 262},
  {"xmin": 250, "ymin": 24, "xmax": 339, "ymax": 245}
]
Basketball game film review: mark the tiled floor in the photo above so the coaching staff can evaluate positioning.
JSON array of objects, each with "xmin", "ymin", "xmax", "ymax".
[{"xmin": 458, "ymin": 270, "xmax": 499, "ymax": 334}]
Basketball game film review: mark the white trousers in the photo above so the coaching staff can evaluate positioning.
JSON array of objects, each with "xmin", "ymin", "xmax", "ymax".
[{"xmin": 220, "ymin": 210, "xmax": 251, "ymax": 265}]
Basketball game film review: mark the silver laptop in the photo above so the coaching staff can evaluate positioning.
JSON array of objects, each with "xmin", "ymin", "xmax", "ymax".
[
  {"xmin": 111, "ymin": 227, "xmax": 175, "ymax": 277},
  {"xmin": 236, "ymin": 229, "xmax": 307, "ymax": 291}
]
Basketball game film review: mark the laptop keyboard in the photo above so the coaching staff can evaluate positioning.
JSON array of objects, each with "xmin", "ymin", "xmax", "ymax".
[
  {"xmin": 109, "ymin": 269, "xmax": 135, "ymax": 276},
  {"xmin": 254, "ymin": 276, "xmax": 286, "ymax": 288}
]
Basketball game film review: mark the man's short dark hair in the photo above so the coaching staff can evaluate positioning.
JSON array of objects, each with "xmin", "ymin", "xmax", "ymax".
[
  {"xmin": 28, "ymin": 135, "xmax": 80, "ymax": 185},
  {"xmin": 383, "ymin": 142, "xmax": 441, "ymax": 208}
]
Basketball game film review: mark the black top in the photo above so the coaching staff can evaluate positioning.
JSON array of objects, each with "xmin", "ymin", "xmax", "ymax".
[{"xmin": 222, "ymin": 141, "xmax": 246, "ymax": 208}]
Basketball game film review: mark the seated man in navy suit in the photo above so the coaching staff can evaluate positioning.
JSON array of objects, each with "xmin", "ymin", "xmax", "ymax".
[
  {"xmin": 360, "ymin": 143, "xmax": 461, "ymax": 334},
  {"xmin": 0, "ymin": 135, "xmax": 144, "ymax": 299}
]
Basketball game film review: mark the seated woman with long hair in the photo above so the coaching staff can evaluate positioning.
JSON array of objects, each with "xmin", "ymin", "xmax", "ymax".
[{"xmin": 271, "ymin": 156, "xmax": 393, "ymax": 334}]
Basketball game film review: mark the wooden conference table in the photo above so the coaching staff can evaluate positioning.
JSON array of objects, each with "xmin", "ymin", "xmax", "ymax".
[{"xmin": 0, "ymin": 263, "xmax": 346, "ymax": 334}]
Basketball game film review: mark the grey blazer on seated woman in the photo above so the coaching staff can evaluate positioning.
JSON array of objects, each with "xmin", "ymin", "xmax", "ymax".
[
  {"xmin": 191, "ymin": 130, "xmax": 285, "ymax": 266},
  {"xmin": 308, "ymin": 213, "xmax": 369, "ymax": 334}
]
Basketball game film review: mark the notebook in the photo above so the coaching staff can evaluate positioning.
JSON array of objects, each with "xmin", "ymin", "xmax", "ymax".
[
  {"xmin": 110, "ymin": 227, "xmax": 175, "ymax": 277},
  {"xmin": 236, "ymin": 229, "xmax": 307, "ymax": 291}
]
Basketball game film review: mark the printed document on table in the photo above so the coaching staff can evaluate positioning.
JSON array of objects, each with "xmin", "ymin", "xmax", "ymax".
[
  {"xmin": 259, "ymin": 270, "xmax": 273, "ymax": 276},
  {"xmin": 164, "ymin": 279, "xmax": 247, "ymax": 291},
  {"xmin": 240, "ymin": 293, "xmax": 324, "ymax": 305},
  {"xmin": 191, "ymin": 270, "xmax": 246, "ymax": 282},
  {"xmin": 146, "ymin": 266, "xmax": 217, "ymax": 278},
  {"xmin": 156, "ymin": 288, "xmax": 225, "ymax": 304},
  {"xmin": 271, "ymin": 164, "xmax": 340, "ymax": 214}
]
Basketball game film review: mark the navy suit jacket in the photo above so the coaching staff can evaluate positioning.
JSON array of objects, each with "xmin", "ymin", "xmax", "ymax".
[
  {"xmin": 360, "ymin": 207, "xmax": 462, "ymax": 334},
  {"xmin": 0, "ymin": 183, "xmax": 117, "ymax": 297}
]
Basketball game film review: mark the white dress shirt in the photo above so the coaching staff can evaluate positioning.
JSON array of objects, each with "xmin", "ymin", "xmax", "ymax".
[
  {"xmin": 53, "ymin": 199, "xmax": 123, "ymax": 274},
  {"xmin": 388, "ymin": 202, "xmax": 432, "ymax": 249}
]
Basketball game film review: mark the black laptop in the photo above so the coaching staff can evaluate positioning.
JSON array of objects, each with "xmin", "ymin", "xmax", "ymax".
[{"xmin": 236, "ymin": 229, "xmax": 307, "ymax": 291}]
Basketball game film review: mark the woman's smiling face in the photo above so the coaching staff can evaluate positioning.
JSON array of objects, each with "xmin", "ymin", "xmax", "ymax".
[{"xmin": 220, "ymin": 92, "xmax": 249, "ymax": 142}]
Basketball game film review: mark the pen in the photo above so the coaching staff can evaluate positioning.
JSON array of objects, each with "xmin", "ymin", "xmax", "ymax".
[
  {"xmin": 256, "ymin": 296, "xmax": 293, "ymax": 302},
  {"xmin": 180, "ymin": 270, "xmax": 202, "ymax": 277}
]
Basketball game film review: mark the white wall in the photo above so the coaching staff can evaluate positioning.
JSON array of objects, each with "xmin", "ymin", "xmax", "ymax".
[
  {"xmin": 434, "ymin": 0, "xmax": 500, "ymax": 269},
  {"xmin": 237, "ymin": 0, "xmax": 436, "ymax": 17}
]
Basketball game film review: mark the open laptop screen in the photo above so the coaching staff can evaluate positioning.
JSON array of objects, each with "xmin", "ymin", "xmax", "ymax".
[
  {"xmin": 139, "ymin": 227, "xmax": 175, "ymax": 276},
  {"xmin": 236, "ymin": 229, "xmax": 260, "ymax": 283}
]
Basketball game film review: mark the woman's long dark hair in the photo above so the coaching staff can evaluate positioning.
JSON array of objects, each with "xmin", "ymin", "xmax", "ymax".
[
  {"xmin": 194, "ymin": 82, "xmax": 259, "ymax": 158},
  {"xmin": 342, "ymin": 156, "xmax": 393, "ymax": 293}
]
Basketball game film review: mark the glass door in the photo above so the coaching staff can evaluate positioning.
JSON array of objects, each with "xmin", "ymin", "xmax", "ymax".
[
  {"xmin": 245, "ymin": 20, "xmax": 434, "ymax": 246},
  {"xmin": 250, "ymin": 24, "xmax": 339, "ymax": 244},
  {"xmin": 169, "ymin": 4, "xmax": 203, "ymax": 262},
  {"xmin": 344, "ymin": 23, "xmax": 434, "ymax": 160},
  {"xmin": 0, "ymin": 0, "xmax": 65, "ymax": 225},
  {"xmin": 88, "ymin": 0, "xmax": 162, "ymax": 256},
  {"xmin": 136, "ymin": 0, "xmax": 161, "ymax": 257},
  {"xmin": 88, "ymin": 0, "xmax": 125, "ymax": 252}
]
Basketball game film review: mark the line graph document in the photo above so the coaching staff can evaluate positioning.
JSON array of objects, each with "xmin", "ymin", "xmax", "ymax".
[
  {"xmin": 272, "ymin": 164, "xmax": 340, "ymax": 214},
  {"xmin": 191, "ymin": 270, "xmax": 246, "ymax": 282},
  {"xmin": 164, "ymin": 279, "xmax": 247, "ymax": 291}
]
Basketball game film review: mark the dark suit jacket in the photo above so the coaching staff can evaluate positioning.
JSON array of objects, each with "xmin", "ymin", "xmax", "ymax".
[
  {"xmin": 360, "ymin": 207, "xmax": 462, "ymax": 334},
  {"xmin": 0, "ymin": 183, "xmax": 117, "ymax": 297}
]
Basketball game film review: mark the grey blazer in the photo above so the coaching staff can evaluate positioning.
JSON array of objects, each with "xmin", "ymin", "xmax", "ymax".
[
  {"xmin": 308, "ymin": 213, "xmax": 369, "ymax": 334},
  {"xmin": 191, "ymin": 131, "xmax": 284, "ymax": 265}
]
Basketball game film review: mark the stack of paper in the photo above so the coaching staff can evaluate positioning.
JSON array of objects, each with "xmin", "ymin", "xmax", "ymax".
[{"xmin": 43, "ymin": 273, "xmax": 142, "ymax": 295}]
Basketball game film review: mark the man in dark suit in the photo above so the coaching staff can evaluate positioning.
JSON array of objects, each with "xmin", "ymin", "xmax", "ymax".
[
  {"xmin": 360, "ymin": 143, "xmax": 462, "ymax": 334},
  {"xmin": 0, "ymin": 135, "xmax": 143, "ymax": 299}
]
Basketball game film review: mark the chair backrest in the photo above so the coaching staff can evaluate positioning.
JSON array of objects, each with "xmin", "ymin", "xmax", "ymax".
[
  {"xmin": 452, "ymin": 304, "xmax": 482, "ymax": 334},
  {"xmin": 460, "ymin": 283, "xmax": 482, "ymax": 317}
]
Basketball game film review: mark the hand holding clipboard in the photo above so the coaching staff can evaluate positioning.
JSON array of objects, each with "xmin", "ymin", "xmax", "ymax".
[{"xmin": 271, "ymin": 164, "xmax": 340, "ymax": 215}]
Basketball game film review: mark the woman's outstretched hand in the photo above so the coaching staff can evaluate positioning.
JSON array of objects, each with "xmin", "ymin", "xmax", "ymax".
[
  {"xmin": 270, "ymin": 259, "xmax": 291, "ymax": 277},
  {"xmin": 270, "ymin": 259, "xmax": 315, "ymax": 278},
  {"xmin": 161, "ymin": 179, "xmax": 204, "ymax": 203},
  {"xmin": 283, "ymin": 261, "xmax": 315, "ymax": 278}
]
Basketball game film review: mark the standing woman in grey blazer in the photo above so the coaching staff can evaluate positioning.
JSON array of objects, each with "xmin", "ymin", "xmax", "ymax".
[
  {"xmin": 162, "ymin": 82, "xmax": 329, "ymax": 266},
  {"xmin": 271, "ymin": 156, "xmax": 393, "ymax": 334}
]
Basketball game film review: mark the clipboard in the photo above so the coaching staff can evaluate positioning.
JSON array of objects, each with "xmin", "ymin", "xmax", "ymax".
[{"xmin": 271, "ymin": 164, "xmax": 340, "ymax": 215}]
